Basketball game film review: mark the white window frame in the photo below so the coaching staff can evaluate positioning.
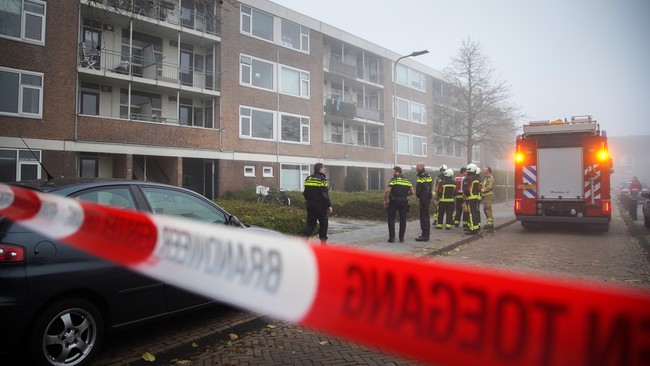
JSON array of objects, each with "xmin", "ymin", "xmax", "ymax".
[
  {"xmin": 0, "ymin": 66, "xmax": 43, "ymax": 118},
  {"xmin": 281, "ymin": 19, "xmax": 309, "ymax": 53},
  {"xmin": 395, "ymin": 63, "xmax": 426, "ymax": 92},
  {"xmin": 240, "ymin": 54, "xmax": 275, "ymax": 91},
  {"xmin": 263, "ymin": 166, "xmax": 273, "ymax": 177},
  {"xmin": 239, "ymin": 106, "xmax": 275, "ymax": 141},
  {"xmin": 412, "ymin": 135, "xmax": 427, "ymax": 157},
  {"xmin": 280, "ymin": 65, "xmax": 310, "ymax": 98},
  {"xmin": 240, "ymin": 5, "xmax": 273, "ymax": 41},
  {"xmin": 280, "ymin": 113, "xmax": 310, "ymax": 144},
  {"xmin": 244, "ymin": 165, "xmax": 256, "ymax": 177},
  {"xmin": 411, "ymin": 102, "xmax": 426, "ymax": 124},
  {"xmin": 396, "ymin": 133, "xmax": 410, "ymax": 155},
  {"xmin": 0, "ymin": 0, "xmax": 46, "ymax": 45},
  {"xmin": 395, "ymin": 97, "xmax": 409, "ymax": 120}
]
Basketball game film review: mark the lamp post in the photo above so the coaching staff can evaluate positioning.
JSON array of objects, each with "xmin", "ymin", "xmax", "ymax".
[{"xmin": 393, "ymin": 50, "xmax": 429, "ymax": 166}]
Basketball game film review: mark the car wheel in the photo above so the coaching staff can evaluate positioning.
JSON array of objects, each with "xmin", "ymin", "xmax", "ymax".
[{"xmin": 29, "ymin": 298, "xmax": 104, "ymax": 366}]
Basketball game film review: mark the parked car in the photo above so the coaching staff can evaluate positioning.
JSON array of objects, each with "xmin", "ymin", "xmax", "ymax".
[
  {"xmin": 618, "ymin": 180, "xmax": 649, "ymax": 201},
  {"xmin": 0, "ymin": 179, "xmax": 279, "ymax": 366},
  {"xmin": 641, "ymin": 191, "xmax": 650, "ymax": 228}
]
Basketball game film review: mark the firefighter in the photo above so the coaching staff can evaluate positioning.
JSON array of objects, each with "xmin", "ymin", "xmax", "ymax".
[
  {"xmin": 481, "ymin": 167, "xmax": 495, "ymax": 230},
  {"xmin": 435, "ymin": 168, "xmax": 457, "ymax": 230},
  {"xmin": 415, "ymin": 162, "xmax": 433, "ymax": 241},
  {"xmin": 463, "ymin": 163, "xmax": 482, "ymax": 235},
  {"xmin": 431, "ymin": 164, "xmax": 447, "ymax": 227},
  {"xmin": 454, "ymin": 167, "xmax": 468, "ymax": 229}
]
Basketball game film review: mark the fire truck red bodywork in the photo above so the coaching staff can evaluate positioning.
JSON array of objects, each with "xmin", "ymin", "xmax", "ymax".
[{"xmin": 514, "ymin": 116, "xmax": 612, "ymax": 230}]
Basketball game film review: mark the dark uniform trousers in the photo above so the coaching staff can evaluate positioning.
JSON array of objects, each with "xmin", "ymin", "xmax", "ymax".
[
  {"xmin": 454, "ymin": 195, "xmax": 468, "ymax": 227},
  {"xmin": 387, "ymin": 197, "xmax": 409, "ymax": 240}
]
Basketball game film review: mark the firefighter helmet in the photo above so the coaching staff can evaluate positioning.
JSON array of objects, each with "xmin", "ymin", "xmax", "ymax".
[
  {"xmin": 467, "ymin": 163, "xmax": 478, "ymax": 173},
  {"xmin": 476, "ymin": 167, "xmax": 481, "ymax": 175},
  {"xmin": 444, "ymin": 168, "xmax": 454, "ymax": 178},
  {"xmin": 439, "ymin": 164, "xmax": 448, "ymax": 172}
]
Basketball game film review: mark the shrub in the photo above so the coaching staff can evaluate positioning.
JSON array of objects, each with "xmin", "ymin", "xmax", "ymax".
[{"xmin": 215, "ymin": 199, "xmax": 306, "ymax": 235}]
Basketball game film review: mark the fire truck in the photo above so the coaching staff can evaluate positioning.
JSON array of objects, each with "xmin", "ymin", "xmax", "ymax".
[{"xmin": 514, "ymin": 115, "xmax": 612, "ymax": 230}]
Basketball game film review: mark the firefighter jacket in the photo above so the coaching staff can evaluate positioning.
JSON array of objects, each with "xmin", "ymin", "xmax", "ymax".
[
  {"xmin": 415, "ymin": 170, "xmax": 433, "ymax": 201},
  {"xmin": 454, "ymin": 174, "xmax": 465, "ymax": 197},
  {"xmin": 388, "ymin": 176, "xmax": 413, "ymax": 201},
  {"xmin": 482, "ymin": 174, "xmax": 495, "ymax": 196},
  {"xmin": 438, "ymin": 176, "xmax": 456, "ymax": 202},
  {"xmin": 303, "ymin": 172, "xmax": 331, "ymax": 206},
  {"xmin": 432, "ymin": 173, "xmax": 444, "ymax": 198},
  {"xmin": 463, "ymin": 173, "xmax": 482, "ymax": 200}
]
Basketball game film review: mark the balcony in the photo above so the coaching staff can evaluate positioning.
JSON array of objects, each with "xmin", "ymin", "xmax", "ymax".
[
  {"xmin": 90, "ymin": 0, "xmax": 220, "ymax": 36},
  {"xmin": 78, "ymin": 43, "xmax": 220, "ymax": 92},
  {"xmin": 324, "ymin": 98, "xmax": 383, "ymax": 123}
]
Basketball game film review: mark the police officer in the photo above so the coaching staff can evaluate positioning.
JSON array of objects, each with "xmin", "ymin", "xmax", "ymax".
[
  {"xmin": 384, "ymin": 166, "xmax": 415, "ymax": 243},
  {"xmin": 481, "ymin": 167, "xmax": 495, "ymax": 230},
  {"xmin": 463, "ymin": 163, "xmax": 482, "ymax": 235},
  {"xmin": 415, "ymin": 162, "xmax": 432, "ymax": 241},
  {"xmin": 301, "ymin": 163, "xmax": 332, "ymax": 244},
  {"xmin": 435, "ymin": 168, "xmax": 457, "ymax": 230}
]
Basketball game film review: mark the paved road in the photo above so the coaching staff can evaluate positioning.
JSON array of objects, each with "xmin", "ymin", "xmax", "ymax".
[{"xmin": 88, "ymin": 200, "xmax": 650, "ymax": 366}]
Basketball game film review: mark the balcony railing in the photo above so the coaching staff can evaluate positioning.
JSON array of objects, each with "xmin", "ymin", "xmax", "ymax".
[
  {"xmin": 355, "ymin": 106, "xmax": 384, "ymax": 122},
  {"xmin": 324, "ymin": 56, "xmax": 383, "ymax": 84},
  {"xmin": 324, "ymin": 98, "xmax": 383, "ymax": 123},
  {"xmin": 97, "ymin": 0, "xmax": 220, "ymax": 36},
  {"xmin": 78, "ymin": 44, "xmax": 220, "ymax": 91}
]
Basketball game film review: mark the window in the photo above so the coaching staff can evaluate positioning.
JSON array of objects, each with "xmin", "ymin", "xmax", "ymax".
[
  {"xmin": 244, "ymin": 166, "xmax": 255, "ymax": 177},
  {"xmin": 72, "ymin": 186, "xmax": 137, "ymax": 211},
  {"xmin": 0, "ymin": 67, "xmax": 43, "ymax": 118},
  {"xmin": 281, "ymin": 164, "xmax": 310, "ymax": 191},
  {"xmin": 240, "ymin": 106, "xmax": 274, "ymax": 140},
  {"xmin": 263, "ymin": 166, "xmax": 273, "ymax": 177},
  {"xmin": 240, "ymin": 55, "xmax": 274, "ymax": 91},
  {"xmin": 280, "ymin": 66, "xmax": 309, "ymax": 98},
  {"xmin": 281, "ymin": 19, "xmax": 309, "ymax": 52},
  {"xmin": 395, "ymin": 64, "xmax": 426, "ymax": 91},
  {"xmin": 0, "ymin": 0, "xmax": 46, "ymax": 45},
  {"xmin": 412, "ymin": 135, "xmax": 427, "ymax": 156},
  {"xmin": 142, "ymin": 187, "xmax": 227, "ymax": 224},
  {"xmin": 119, "ymin": 89, "xmax": 161, "ymax": 121},
  {"xmin": 411, "ymin": 102, "xmax": 426, "ymax": 124},
  {"xmin": 396, "ymin": 97, "xmax": 409, "ymax": 120},
  {"xmin": 281, "ymin": 114, "xmax": 310, "ymax": 143},
  {"xmin": 0, "ymin": 148, "xmax": 42, "ymax": 182},
  {"xmin": 397, "ymin": 133, "xmax": 410, "ymax": 155},
  {"xmin": 80, "ymin": 82, "xmax": 100, "ymax": 116},
  {"xmin": 330, "ymin": 122, "xmax": 343, "ymax": 143},
  {"xmin": 240, "ymin": 5, "xmax": 273, "ymax": 41}
]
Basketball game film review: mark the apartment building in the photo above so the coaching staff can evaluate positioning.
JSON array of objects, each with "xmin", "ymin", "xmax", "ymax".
[{"xmin": 0, "ymin": 0, "xmax": 469, "ymax": 198}]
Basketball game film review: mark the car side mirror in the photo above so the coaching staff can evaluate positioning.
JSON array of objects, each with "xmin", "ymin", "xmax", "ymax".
[{"xmin": 230, "ymin": 215, "xmax": 242, "ymax": 227}]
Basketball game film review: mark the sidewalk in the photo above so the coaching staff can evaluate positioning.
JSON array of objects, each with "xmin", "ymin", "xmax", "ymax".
[{"xmin": 324, "ymin": 201, "xmax": 516, "ymax": 257}]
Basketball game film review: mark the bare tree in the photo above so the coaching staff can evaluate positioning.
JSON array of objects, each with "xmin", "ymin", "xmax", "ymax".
[{"xmin": 440, "ymin": 37, "xmax": 519, "ymax": 164}]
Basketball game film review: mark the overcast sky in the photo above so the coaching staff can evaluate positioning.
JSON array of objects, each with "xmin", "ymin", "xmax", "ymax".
[{"xmin": 270, "ymin": 0, "xmax": 650, "ymax": 137}]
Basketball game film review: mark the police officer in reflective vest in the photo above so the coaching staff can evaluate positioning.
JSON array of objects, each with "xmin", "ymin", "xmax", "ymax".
[
  {"xmin": 463, "ymin": 163, "xmax": 482, "ymax": 235},
  {"xmin": 383, "ymin": 166, "xmax": 415, "ymax": 243},
  {"xmin": 415, "ymin": 162, "xmax": 432, "ymax": 241},
  {"xmin": 301, "ymin": 163, "xmax": 332, "ymax": 244},
  {"xmin": 435, "ymin": 169, "xmax": 457, "ymax": 230}
]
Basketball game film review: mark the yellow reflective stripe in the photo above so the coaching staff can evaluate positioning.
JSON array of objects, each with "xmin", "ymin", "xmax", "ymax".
[
  {"xmin": 390, "ymin": 177, "xmax": 412, "ymax": 187},
  {"xmin": 416, "ymin": 177, "xmax": 432, "ymax": 183}
]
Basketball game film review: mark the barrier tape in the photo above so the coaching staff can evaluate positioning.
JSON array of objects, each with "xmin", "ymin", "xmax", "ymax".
[{"xmin": 1, "ymin": 183, "xmax": 649, "ymax": 366}]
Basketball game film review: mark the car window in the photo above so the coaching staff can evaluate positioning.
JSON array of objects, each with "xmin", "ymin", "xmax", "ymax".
[
  {"xmin": 141, "ymin": 187, "xmax": 228, "ymax": 224},
  {"xmin": 71, "ymin": 186, "xmax": 137, "ymax": 211}
]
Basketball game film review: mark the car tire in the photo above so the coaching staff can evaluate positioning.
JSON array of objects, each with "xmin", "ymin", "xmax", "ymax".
[{"xmin": 29, "ymin": 298, "xmax": 104, "ymax": 366}]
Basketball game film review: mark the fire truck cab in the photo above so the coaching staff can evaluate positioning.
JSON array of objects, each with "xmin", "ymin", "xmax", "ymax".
[{"xmin": 514, "ymin": 115, "xmax": 612, "ymax": 230}]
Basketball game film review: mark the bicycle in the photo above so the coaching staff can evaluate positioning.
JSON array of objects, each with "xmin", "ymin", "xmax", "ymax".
[{"xmin": 256, "ymin": 185, "xmax": 291, "ymax": 206}]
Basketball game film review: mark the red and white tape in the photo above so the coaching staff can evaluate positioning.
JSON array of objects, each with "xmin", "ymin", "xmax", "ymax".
[{"xmin": 1, "ymin": 183, "xmax": 649, "ymax": 366}]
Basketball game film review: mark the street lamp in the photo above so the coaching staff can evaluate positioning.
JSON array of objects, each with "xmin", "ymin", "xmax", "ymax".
[{"xmin": 393, "ymin": 50, "xmax": 429, "ymax": 166}]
